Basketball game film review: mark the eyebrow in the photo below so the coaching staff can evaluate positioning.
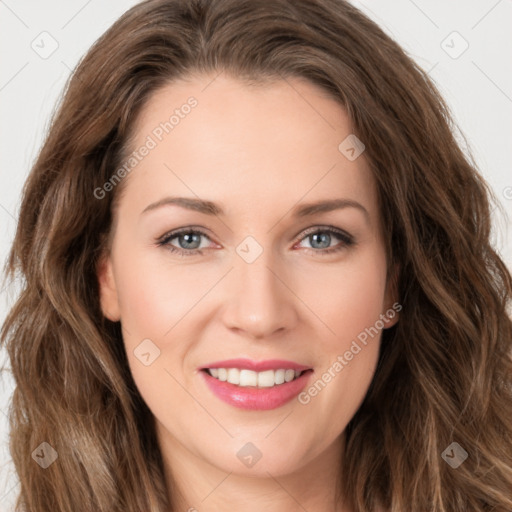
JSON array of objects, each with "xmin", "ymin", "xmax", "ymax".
[{"xmin": 141, "ymin": 196, "xmax": 370, "ymax": 223}]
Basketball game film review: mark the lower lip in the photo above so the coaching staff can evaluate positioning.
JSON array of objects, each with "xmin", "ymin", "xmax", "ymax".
[{"xmin": 200, "ymin": 369, "xmax": 314, "ymax": 410}]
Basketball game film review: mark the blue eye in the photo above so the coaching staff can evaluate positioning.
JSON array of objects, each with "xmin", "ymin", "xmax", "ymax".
[
  {"xmin": 296, "ymin": 226, "xmax": 354, "ymax": 255},
  {"xmin": 156, "ymin": 228, "xmax": 211, "ymax": 256},
  {"xmin": 157, "ymin": 226, "xmax": 354, "ymax": 257}
]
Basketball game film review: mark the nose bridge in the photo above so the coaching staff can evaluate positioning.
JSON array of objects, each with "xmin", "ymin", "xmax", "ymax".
[
  {"xmin": 223, "ymin": 238, "xmax": 297, "ymax": 337},
  {"xmin": 237, "ymin": 247, "xmax": 279, "ymax": 299}
]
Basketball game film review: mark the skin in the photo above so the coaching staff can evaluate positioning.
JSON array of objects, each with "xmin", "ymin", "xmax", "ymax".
[{"xmin": 98, "ymin": 72, "xmax": 398, "ymax": 512}]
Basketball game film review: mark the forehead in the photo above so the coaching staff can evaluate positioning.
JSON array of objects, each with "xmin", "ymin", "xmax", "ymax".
[{"xmin": 116, "ymin": 73, "xmax": 378, "ymax": 222}]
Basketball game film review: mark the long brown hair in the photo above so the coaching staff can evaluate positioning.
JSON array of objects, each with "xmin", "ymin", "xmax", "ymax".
[{"xmin": 2, "ymin": 0, "xmax": 512, "ymax": 510}]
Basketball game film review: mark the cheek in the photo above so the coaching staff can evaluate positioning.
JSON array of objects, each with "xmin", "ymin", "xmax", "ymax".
[
  {"xmin": 294, "ymin": 249, "xmax": 387, "ymax": 432},
  {"xmin": 295, "ymin": 249, "xmax": 387, "ymax": 347},
  {"xmin": 112, "ymin": 247, "xmax": 218, "ymax": 397},
  {"xmin": 113, "ymin": 249, "xmax": 198, "ymax": 421},
  {"xmin": 113, "ymin": 247, "xmax": 210, "ymax": 339}
]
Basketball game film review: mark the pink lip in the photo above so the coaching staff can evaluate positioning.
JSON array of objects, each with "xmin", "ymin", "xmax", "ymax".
[
  {"xmin": 199, "ymin": 358, "xmax": 311, "ymax": 372},
  {"xmin": 199, "ymin": 368, "xmax": 314, "ymax": 411}
]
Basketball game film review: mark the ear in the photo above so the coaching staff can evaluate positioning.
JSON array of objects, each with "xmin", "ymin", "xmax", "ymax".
[
  {"xmin": 382, "ymin": 262, "xmax": 400, "ymax": 328},
  {"xmin": 97, "ymin": 251, "xmax": 121, "ymax": 322}
]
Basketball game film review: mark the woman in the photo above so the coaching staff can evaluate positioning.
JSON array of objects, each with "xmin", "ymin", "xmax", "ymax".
[{"xmin": 2, "ymin": 0, "xmax": 511, "ymax": 510}]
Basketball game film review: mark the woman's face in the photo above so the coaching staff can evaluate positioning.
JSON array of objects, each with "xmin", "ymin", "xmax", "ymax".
[{"xmin": 98, "ymin": 73, "xmax": 398, "ymax": 480}]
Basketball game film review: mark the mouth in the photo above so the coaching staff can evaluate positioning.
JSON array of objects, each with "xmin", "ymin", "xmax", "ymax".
[
  {"xmin": 200, "ymin": 367, "xmax": 313, "ymax": 388},
  {"xmin": 198, "ymin": 359, "xmax": 314, "ymax": 410}
]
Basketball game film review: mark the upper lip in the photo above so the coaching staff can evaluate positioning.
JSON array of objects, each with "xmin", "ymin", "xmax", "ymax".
[{"xmin": 200, "ymin": 358, "xmax": 312, "ymax": 372}]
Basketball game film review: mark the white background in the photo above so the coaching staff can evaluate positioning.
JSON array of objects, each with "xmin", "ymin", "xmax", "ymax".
[{"xmin": 1, "ymin": 1, "xmax": 511, "ymax": 509}]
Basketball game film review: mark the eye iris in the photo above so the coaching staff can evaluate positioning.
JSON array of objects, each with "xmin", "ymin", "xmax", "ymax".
[
  {"xmin": 179, "ymin": 232, "xmax": 201, "ymax": 249},
  {"xmin": 169, "ymin": 230, "xmax": 340, "ymax": 251},
  {"xmin": 310, "ymin": 232, "xmax": 331, "ymax": 249}
]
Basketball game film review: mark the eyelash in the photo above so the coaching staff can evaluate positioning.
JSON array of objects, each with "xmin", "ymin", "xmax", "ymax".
[{"xmin": 156, "ymin": 225, "xmax": 355, "ymax": 257}]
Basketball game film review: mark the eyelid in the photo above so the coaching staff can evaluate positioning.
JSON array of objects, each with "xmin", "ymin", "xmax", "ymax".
[
  {"xmin": 156, "ymin": 224, "xmax": 355, "ymax": 255},
  {"xmin": 293, "ymin": 225, "xmax": 353, "ymax": 244},
  {"xmin": 156, "ymin": 225, "xmax": 214, "ymax": 244},
  {"xmin": 156, "ymin": 225, "xmax": 353, "ymax": 243}
]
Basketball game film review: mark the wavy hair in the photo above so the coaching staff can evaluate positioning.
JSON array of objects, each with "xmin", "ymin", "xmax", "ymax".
[{"xmin": 2, "ymin": 0, "xmax": 512, "ymax": 510}]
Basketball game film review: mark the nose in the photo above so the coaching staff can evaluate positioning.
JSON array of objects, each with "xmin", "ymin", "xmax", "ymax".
[{"xmin": 221, "ymin": 250, "xmax": 299, "ymax": 340}]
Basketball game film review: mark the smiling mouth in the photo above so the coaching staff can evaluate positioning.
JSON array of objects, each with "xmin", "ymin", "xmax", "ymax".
[{"xmin": 201, "ymin": 367, "xmax": 313, "ymax": 388}]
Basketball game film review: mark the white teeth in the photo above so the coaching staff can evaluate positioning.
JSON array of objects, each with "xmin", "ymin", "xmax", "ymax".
[
  {"xmin": 239, "ymin": 369, "xmax": 258, "ymax": 386},
  {"xmin": 227, "ymin": 368, "xmax": 240, "ymax": 385},
  {"xmin": 206, "ymin": 368, "xmax": 306, "ymax": 387},
  {"xmin": 285, "ymin": 369, "xmax": 295, "ymax": 382},
  {"xmin": 275, "ymin": 369, "xmax": 285, "ymax": 385},
  {"xmin": 257, "ymin": 370, "xmax": 275, "ymax": 387}
]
